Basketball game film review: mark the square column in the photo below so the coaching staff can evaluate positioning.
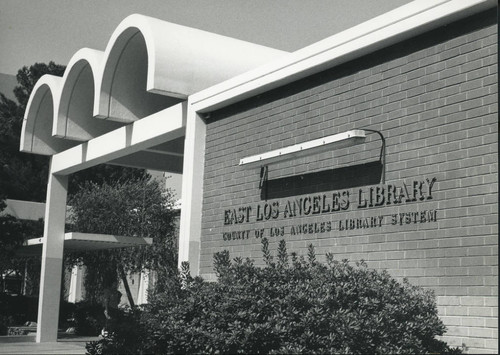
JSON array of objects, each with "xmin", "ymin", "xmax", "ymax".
[
  {"xmin": 178, "ymin": 109, "xmax": 206, "ymax": 275},
  {"xmin": 36, "ymin": 167, "xmax": 68, "ymax": 343}
]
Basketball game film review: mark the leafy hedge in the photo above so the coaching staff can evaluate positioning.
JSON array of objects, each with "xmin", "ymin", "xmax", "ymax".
[{"xmin": 88, "ymin": 239, "xmax": 461, "ymax": 354}]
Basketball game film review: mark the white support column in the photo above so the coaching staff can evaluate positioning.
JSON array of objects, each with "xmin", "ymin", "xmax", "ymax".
[
  {"xmin": 36, "ymin": 162, "xmax": 68, "ymax": 343},
  {"xmin": 178, "ymin": 105, "xmax": 206, "ymax": 275}
]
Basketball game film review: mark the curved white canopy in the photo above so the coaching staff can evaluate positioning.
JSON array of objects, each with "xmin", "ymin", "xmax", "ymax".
[
  {"xmin": 21, "ymin": 13, "xmax": 287, "ymax": 156},
  {"xmin": 20, "ymin": 75, "xmax": 77, "ymax": 155},
  {"xmin": 54, "ymin": 48, "xmax": 122, "ymax": 141}
]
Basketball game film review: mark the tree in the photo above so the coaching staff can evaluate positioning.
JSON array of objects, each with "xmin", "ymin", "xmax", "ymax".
[
  {"xmin": 0, "ymin": 63, "xmax": 64, "ymax": 297},
  {"xmin": 14, "ymin": 62, "xmax": 66, "ymax": 110},
  {"xmin": 0, "ymin": 204, "xmax": 43, "ymax": 295},
  {"xmin": 0, "ymin": 67, "xmax": 56, "ymax": 289},
  {"xmin": 68, "ymin": 165, "xmax": 149, "ymax": 197},
  {"xmin": 66, "ymin": 177, "xmax": 178, "ymax": 309},
  {"xmin": 0, "ymin": 62, "xmax": 64, "ymax": 202}
]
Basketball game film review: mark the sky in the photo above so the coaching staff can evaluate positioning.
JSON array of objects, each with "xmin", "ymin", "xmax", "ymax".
[
  {"xmin": 0, "ymin": 0, "xmax": 412, "ymax": 196},
  {"xmin": 0, "ymin": 0, "xmax": 412, "ymax": 75}
]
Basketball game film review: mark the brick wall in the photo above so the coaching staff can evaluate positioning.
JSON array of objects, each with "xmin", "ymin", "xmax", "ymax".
[{"xmin": 201, "ymin": 9, "xmax": 497, "ymax": 353}]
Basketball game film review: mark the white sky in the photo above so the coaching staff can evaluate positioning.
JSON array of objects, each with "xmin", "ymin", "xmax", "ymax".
[{"xmin": 0, "ymin": 0, "xmax": 412, "ymax": 75}]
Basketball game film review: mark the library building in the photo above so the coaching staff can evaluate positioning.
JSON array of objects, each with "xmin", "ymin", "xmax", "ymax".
[{"xmin": 20, "ymin": 0, "xmax": 497, "ymax": 352}]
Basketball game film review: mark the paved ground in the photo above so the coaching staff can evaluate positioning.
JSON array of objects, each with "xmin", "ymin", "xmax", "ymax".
[{"xmin": 0, "ymin": 334, "xmax": 98, "ymax": 354}]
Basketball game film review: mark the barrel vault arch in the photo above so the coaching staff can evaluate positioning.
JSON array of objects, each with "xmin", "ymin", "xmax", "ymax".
[
  {"xmin": 20, "ymin": 75, "xmax": 77, "ymax": 155},
  {"xmin": 94, "ymin": 15, "xmax": 182, "ymax": 123},
  {"xmin": 54, "ymin": 48, "xmax": 122, "ymax": 141}
]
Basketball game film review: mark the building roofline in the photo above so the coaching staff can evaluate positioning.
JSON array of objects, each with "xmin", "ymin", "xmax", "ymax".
[{"xmin": 189, "ymin": 0, "xmax": 497, "ymax": 113}]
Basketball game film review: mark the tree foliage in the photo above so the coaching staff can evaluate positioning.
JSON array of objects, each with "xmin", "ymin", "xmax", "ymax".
[
  {"xmin": 66, "ymin": 177, "xmax": 178, "ymax": 306},
  {"xmin": 0, "ymin": 62, "xmax": 64, "ymax": 202},
  {"xmin": 68, "ymin": 165, "xmax": 149, "ymax": 197},
  {"xmin": 88, "ymin": 239, "xmax": 461, "ymax": 355},
  {"xmin": 0, "ymin": 205, "xmax": 43, "ymax": 295},
  {"xmin": 0, "ymin": 63, "xmax": 64, "ymax": 299}
]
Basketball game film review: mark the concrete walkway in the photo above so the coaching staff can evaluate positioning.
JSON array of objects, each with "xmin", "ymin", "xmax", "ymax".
[{"xmin": 0, "ymin": 334, "xmax": 98, "ymax": 354}]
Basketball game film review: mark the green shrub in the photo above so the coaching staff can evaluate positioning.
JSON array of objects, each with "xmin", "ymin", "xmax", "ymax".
[
  {"xmin": 85, "ymin": 306, "xmax": 145, "ymax": 355},
  {"xmin": 88, "ymin": 239, "xmax": 462, "ymax": 354}
]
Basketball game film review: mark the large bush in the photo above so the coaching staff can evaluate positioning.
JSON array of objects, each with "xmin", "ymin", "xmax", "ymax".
[{"xmin": 88, "ymin": 239, "xmax": 461, "ymax": 354}]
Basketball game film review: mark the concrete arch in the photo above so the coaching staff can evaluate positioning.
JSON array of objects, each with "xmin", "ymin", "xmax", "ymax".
[
  {"xmin": 20, "ymin": 75, "xmax": 77, "ymax": 155},
  {"xmin": 54, "ymin": 48, "xmax": 122, "ymax": 141},
  {"xmin": 94, "ymin": 15, "xmax": 181, "ymax": 122},
  {"xmin": 94, "ymin": 14, "xmax": 287, "ymax": 122}
]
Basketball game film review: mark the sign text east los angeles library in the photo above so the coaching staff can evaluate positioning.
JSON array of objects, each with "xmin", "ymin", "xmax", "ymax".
[{"xmin": 222, "ymin": 177, "xmax": 438, "ymax": 240}]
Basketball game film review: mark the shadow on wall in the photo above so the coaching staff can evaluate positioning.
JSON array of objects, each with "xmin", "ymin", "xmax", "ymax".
[{"xmin": 261, "ymin": 160, "xmax": 383, "ymax": 200}]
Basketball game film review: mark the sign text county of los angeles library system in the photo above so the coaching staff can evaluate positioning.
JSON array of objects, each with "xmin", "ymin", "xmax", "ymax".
[{"xmin": 222, "ymin": 177, "xmax": 438, "ymax": 241}]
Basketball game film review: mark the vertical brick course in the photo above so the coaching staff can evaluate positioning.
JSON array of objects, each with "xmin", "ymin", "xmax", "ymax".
[{"xmin": 200, "ymin": 10, "xmax": 497, "ymax": 353}]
